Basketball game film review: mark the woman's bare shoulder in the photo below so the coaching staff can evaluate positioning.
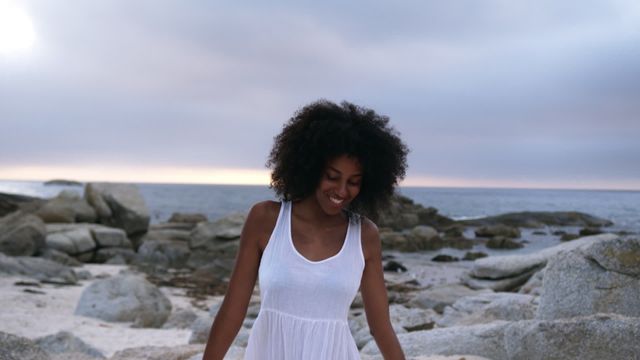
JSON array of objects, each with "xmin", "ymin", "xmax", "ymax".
[
  {"xmin": 245, "ymin": 200, "xmax": 281, "ymax": 250},
  {"xmin": 359, "ymin": 216, "xmax": 381, "ymax": 261}
]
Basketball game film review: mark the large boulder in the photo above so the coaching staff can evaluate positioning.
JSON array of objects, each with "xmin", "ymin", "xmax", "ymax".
[
  {"xmin": 136, "ymin": 240, "xmax": 190, "ymax": 268},
  {"xmin": 190, "ymin": 213, "xmax": 246, "ymax": 249},
  {"xmin": 35, "ymin": 331, "xmax": 105, "ymax": 359},
  {"xmin": 0, "ymin": 331, "xmax": 51, "ymax": 360},
  {"xmin": 84, "ymin": 183, "xmax": 150, "ymax": 236},
  {"xmin": 361, "ymin": 314, "xmax": 640, "ymax": 360},
  {"xmin": 460, "ymin": 211, "xmax": 613, "ymax": 228},
  {"xmin": 536, "ymin": 236, "xmax": 640, "ymax": 320},
  {"xmin": 35, "ymin": 190, "xmax": 96, "ymax": 223},
  {"xmin": 0, "ymin": 212, "xmax": 46, "ymax": 256},
  {"xmin": 45, "ymin": 227, "xmax": 96, "ymax": 258},
  {"xmin": 0, "ymin": 192, "xmax": 44, "ymax": 218},
  {"xmin": 0, "ymin": 252, "xmax": 78, "ymax": 284},
  {"xmin": 377, "ymin": 194, "xmax": 454, "ymax": 231},
  {"xmin": 437, "ymin": 293, "xmax": 537, "ymax": 327},
  {"xmin": 408, "ymin": 284, "xmax": 492, "ymax": 313},
  {"xmin": 475, "ymin": 225, "xmax": 521, "ymax": 238},
  {"xmin": 74, "ymin": 274, "xmax": 171, "ymax": 327}
]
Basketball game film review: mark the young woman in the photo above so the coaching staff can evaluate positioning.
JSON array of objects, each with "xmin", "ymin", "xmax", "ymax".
[{"xmin": 202, "ymin": 100, "xmax": 409, "ymax": 359}]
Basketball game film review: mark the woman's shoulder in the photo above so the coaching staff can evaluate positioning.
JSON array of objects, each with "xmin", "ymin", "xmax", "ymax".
[
  {"xmin": 358, "ymin": 215, "xmax": 381, "ymax": 261},
  {"xmin": 244, "ymin": 201, "xmax": 281, "ymax": 249}
]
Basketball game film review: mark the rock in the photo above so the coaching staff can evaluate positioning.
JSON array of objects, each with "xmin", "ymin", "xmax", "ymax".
[
  {"xmin": 35, "ymin": 331, "xmax": 104, "ymax": 359},
  {"xmin": 93, "ymin": 248, "xmax": 137, "ymax": 264},
  {"xmin": 536, "ymin": 236, "xmax": 640, "ymax": 320},
  {"xmin": 463, "ymin": 267, "xmax": 540, "ymax": 292},
  {"xmin": 162, "ymin": 309, "xmax": 199, "ymax": 329},
  {"xmin": 475, "ymin": 225, "xmax": 520, "ymax": 238},
  {"xmin": 139, "ymin": 229, "xmax": 191, "ymax": 243},
  {"xmin": 431, "ymin": 255, "xmax": 459, "ymax": 262},
  {"xmin": 362, "ymin": 314, "xmax": 640, "ymax": 360},
  {"xmin": 90, "ymin": 226, "xmax": 130, "ymax": 248},
  {"xmin": 0, "ymin": 212, "xmax": 46, "ymax": 256},
  {"xmin": 560, "ymin": 233, "xmax": 579, "ymax": 241},
  {"xmin": 189, "ymin": 213, "xmax": 246, "ymax": 250},
  {"xmin": 517, "ymin": 269, "xmax": 544, "ymax": 296},
  {"xmin": 437, "ymin": 293, "xmax": 537, "ymax": 327},
  {"xmin": 485, "ymin": 236, "xmax": 523, "ymax": 249},
  {"xmin": 1, "ymin": 192, "xmax": 44, "ymax": 218},
  {"xmin": 35, "ymin": 191, "xmax": 96, "ymax": 223},
  {"xmin": 470, "ymin": 233, "xmax": 617, "ymax": 279},
  {"xmin": 109, "ymin": 344, "xmax": 204, "ymax": 360},
  {"xmin": 44, "ymin": 179, "xmax": 83, "ymax": 186},
  {"xmin": 408, "ymin": 284, "xmax": 492, "ymax": 313},
  {"xmin": 168, "ymin": 212, "xmax": 207, "ymax": 224},
  {"xmin": 0, "ymin": 252, "xmax": 78, "ymax": 284},
  {"xmin": 383, "ymin": 260, "xmax": 407, "ymax": 272},
  {"xmin": 579, "ymin": 227, "xmax": 602, "ymax": 236},
  {"xmin": 149, "ymin": 222, "xmax": 195, "ymax": 231},
  {"xmin": 188, "ymin": 316, "xmax": 251, "ymax": 347},
  {"xmin": 460, "ymin": 211, "xmax": 613, "ymax": 228},
  {"xmin": 74, "ymin": 274, "xmax": 171, "ymax": 327},
  {"xmin": 38, "ymin": 248, "xmax": 84, "ymax": 267},
  {"xmin": 462, "ymin": 252, "xmax": 487, "ymax": 261},
  {"xmin": 0, "ymin": 331, "xmax": 51, "ymax": 360},
  {"xmin": 350, "ymin": 305, "xmax": 433, "ymax": 349},
  {"xmin": 45, "ymin": 227, "xmax": 96, "ymax": 256},
  {"xmin": 383, "ymin": 226, "xmax": 445, "ymax": 252},
  {"xmin": 136, "ymin": 240, "xmax": 190, "ymax": 268},
  {"xmin": 84, "ymin": 183, "xmax": 150, "ymax": 236},
  {"xmin": 377, "ymin": 194, "xmax": 454, "ymax": 231},
  {"xmin": 187, "ymin": 346, "xmax": 245, "ymax": 360},
  {"xmin": 532, "ymin": 231, "xmax": 547, "ymax": 235}
]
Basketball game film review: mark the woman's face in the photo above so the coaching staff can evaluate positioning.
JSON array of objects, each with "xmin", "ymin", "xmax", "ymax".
[{"xmin": 314, "ymin": 154, "xmax": 363, "ymax": 216}]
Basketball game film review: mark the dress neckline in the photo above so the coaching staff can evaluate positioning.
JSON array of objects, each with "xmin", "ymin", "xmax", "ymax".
[{"xmin": 287, "ymin": 201, "xmax": 350, "ymax": 264}]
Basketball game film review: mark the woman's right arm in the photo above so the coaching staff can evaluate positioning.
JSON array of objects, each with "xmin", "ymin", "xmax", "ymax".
[{"xmin": 201, "ymin": 201, "xmax": 277, "ymax": 360}]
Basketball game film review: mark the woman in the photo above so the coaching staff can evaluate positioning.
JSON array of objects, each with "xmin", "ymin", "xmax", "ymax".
[{"xmin": 202, "ymin": 100, "xmax": 409, "ymax": 359}]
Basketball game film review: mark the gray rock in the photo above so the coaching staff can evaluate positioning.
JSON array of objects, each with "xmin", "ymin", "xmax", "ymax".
[
  {"xmin": 139, "ymin": 228, "xmax": 191, "ymax": 243},
  {"xmin": 0, "ymin": 331, "xmax": 51, "ymax": 360},
  {"xmin": 168, "ymin": 212, "xmax": 207, "ymax": 224},
  {"xmin": 188, "ymin": 315, "xmax": 250, "ymax": 347},
  {"xmin": 536, "ymin": 236, "xmax": 640, "ymax": 320},
  {"xmin": 162, "ymin": 309, "xmax": 199, "ymax": 329},
  {"xmin": 84, "ymin": 183, "xmax": 150, "ymax": 236},
  {"xmin": 460, "ymin": 211, "xmax": 613, "ymax": 228},
  {"xmin": 470, "ymin": 233, "xmax": 617, "ymax": 279},
  {"xmin": 0, "ymin": 252, "xmax": 78, "ymax": 284},
  {"xmin": 136, "ymin": 240, "xmax": 190, "ymax": 268},
  {"xmin": 437, "ymin": 293, "xmax": 537, "ymax": 327},
  {"xmin": 190, "ymin": 213, "xmax": 246, "ymax": 249},
  {"xmin": 408, "ymin": 284, "xmax": 492, "ymax": 313},
  {"xmin": 93, "ymin": 248, "xmax": 137, "ymax": 264},
  {"xmin": 362, "ymin": 314, "xmax": 640, "ymax": 360},
  {"xmin": 475, "ymin": 225, "xmax": 520, "ymax": 238},
  {"xmin": 517, "ymin": 269, "xmax": 544, "ymax": 296},
  {"xmin": 90, "ymin": 226, "xmax": 130, "ymax": 248},
  {"xmin": 35, "ymin": 191, "xmax": 96, "ymax": 223},
  {"xmin": 45, "ymin": 228, "xmax": 96, "ymax": 255},
  {"xmin": 74, "ymin": 274, "xmax": 171, "ymax": 327},
  {"xmin": 108, "ymin": 344, "xmax": 204, "ymax": 360},
  {"xmin": 0, "ymin": 212, "xmax": 46, "ymax": 256},
  {"xmin": 463, "ymin": 267, "xmax": 539, "ymax": 292},
  {"xmin": 485, "ymin": 236, "xmax": 523, "ymax": 249},
  {"xmin": 35, "ymin": 331, "xmax": 104, "ymax": 358},
  {"xmin": 38, "ymin": 248, "xmax": 84, "ymax": 267}
]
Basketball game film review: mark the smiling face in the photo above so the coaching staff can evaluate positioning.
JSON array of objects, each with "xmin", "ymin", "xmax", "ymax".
[{"xmin": 314, "ymin": 154, "xmax": 363, "ymax": 216}]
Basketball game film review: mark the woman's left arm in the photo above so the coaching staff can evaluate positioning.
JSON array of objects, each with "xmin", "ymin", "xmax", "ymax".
[{"xmin": 359, "ymin": 218, "xmax": 406, "ymax": 360}]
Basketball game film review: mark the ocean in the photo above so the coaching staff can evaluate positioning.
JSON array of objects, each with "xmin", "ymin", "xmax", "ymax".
[{"xmin": 1, "ymin": 180, "xmax": 638, "ymax": 234}]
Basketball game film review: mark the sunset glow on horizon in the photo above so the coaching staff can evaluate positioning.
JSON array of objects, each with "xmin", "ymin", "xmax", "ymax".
[{"xmin": 1, "ymin": 165, "xmax": 638, "ymax": 191}]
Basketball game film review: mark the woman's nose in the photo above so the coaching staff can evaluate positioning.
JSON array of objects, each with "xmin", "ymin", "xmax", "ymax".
[{"xmin": 336, "ymin": 181, "xmax": 348, "ymax": 197}]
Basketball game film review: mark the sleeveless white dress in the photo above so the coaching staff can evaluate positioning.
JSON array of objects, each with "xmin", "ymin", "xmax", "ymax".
[{"xmin": 243, "ymin": 201, "xmax": 365, "ymax": 359}]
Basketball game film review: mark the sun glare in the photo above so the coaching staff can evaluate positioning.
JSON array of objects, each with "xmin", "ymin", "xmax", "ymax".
[{"xmin": 0, "ymin": 2, "xmax": 36, "ymax": 55}]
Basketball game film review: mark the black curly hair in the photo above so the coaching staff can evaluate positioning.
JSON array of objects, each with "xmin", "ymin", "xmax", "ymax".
[{"xmin": 267, "ymin": 99, "xmax": 409, "ymax": 219}]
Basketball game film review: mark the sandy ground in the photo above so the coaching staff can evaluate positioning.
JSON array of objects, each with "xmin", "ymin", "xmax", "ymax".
[{"xmin": 0, "ymin": 264, "xmax": 221, "ymax": 358}]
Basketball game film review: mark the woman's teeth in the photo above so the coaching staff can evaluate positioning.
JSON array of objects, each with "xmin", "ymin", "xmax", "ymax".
[{"xmin": 329, "ymin": 196, "xmax": 343, "ymax": 205}]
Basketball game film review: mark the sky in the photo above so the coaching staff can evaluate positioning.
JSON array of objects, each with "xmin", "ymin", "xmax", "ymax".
[{"xmin": 1, "ymin": 0, "xmax": 639, "ymax": 190}]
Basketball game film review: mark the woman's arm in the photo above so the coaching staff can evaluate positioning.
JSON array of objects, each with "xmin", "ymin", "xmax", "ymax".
[
  {"xmin": 359, "ymin": 218, "xmax": 406, "ymax": 360},
  {"xmin": 201, "ymin": 201, "xmax": 277, "ymax": 360}
]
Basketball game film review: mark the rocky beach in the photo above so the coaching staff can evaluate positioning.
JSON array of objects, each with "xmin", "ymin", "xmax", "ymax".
[{"xmin": 1, "ymin": 183, "xmax": 639, "ymax": 360}]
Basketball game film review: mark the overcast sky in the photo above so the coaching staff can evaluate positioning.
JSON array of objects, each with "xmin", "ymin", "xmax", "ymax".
[{"xmin": 1, "ymin": 0, "xmax": 639, "ymax": 189}]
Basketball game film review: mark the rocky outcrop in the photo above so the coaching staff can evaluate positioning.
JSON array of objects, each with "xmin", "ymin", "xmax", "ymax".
[
  {"xmin": 137, "ymin": 240, "xmax": 190, "ymax": 268},
  {"xmin": 377, "ymin": 194, "xmax": 454, "ymax": 231},
  {"xmin": 0, "ymin": 212, "xmax": 46, "ymax": 256},
  {"xmin": 168, "ymin": 212, "xmax": 207, "ymax": 224},
  {"xmin": 0, "ymin": 252, "xmax": 78, "ymax": 284},
  {"xmin": 74, "ymin": 274, "xmax": 171, "ymax": 328},
  {"xmin": 460, "ymin": 211, "xmax": 613, "ymax": 228},
  {"xmin": 536, "ymin": 236, "xmax": 640, "ymax": 320},
  {"xmin": 361, "ymin": 314, "xmax": 640, "ymax": 360},
  {"xmin": 466, "ymin": 234, "xmax": 617, "ymax": 288},
  {"xmin": 437, "ymin": 293, "xmax": 537, "ymax": 327},
  {"xmin": 474, "ymin": 225, "xmax": 520, "ymax": 238},
  {"xmin": 0, "ymin": 192, "xmax": 44, "ymax": 218},
  {"xmin": 44, "ymin": 224, "xmax": 133, "ymax": 263},
  {"xmin": 35, "ymin": 190, "xmax": 96, "ymax": 223},
  {"xmin": 0, "ymin": 331, "xmax": 51, "ymax": 360},
  {"xmin": 84, "ymin": 183, "xmax": 150, "ymax": 236},
  {"xmin": 408, "ymin": 284, "xmax": 492, "ymax": 313},
  {"xmin": 35, "ymin": 331, "xmax": 105, "ymax": 359}
]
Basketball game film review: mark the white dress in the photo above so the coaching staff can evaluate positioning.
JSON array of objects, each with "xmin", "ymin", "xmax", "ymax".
[{"xmin": 243, "ymin": 201, "xmax": 365, "ymax": 359}]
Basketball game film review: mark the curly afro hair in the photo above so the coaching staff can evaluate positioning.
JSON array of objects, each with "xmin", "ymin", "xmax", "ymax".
[{"xmin": 267, "ymin": 99, "xmax": 409, "ymax": 219}]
